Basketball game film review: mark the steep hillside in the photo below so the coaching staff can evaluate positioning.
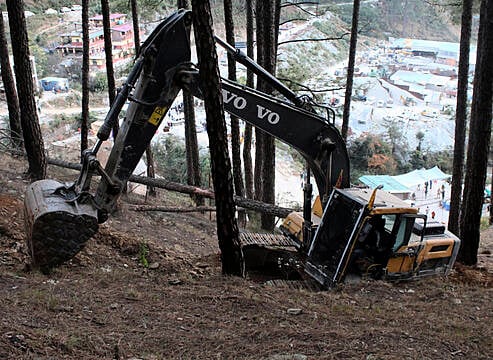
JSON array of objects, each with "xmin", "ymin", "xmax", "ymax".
[{"xmin": 0, "ymin": 152, "xmax": 492, "ymax": 359}]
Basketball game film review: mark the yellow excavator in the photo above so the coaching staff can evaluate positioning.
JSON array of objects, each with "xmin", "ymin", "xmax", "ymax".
[{"xmin": 23, "ymin": 10, "xmax": 460, "ymax": 288}]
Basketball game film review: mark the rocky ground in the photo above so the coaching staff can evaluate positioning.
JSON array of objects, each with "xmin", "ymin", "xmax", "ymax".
[{"xmin": 0, "ymin": 153, "xmax": 492, "ymax": 359}]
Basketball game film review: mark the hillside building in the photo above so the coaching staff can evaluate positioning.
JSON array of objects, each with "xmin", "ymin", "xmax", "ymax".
[
  {"xmin": 56, "ymin": 13, "xmax": 139, "ymax": 70},
  {"xmin": 390, "ymin": 38, "xmax": 476, "ymax": 68}
]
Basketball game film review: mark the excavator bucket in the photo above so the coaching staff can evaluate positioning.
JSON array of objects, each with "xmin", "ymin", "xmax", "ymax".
[{"xmin": 24, "ymin": 179, "xmax": 99, "ymax": 269}]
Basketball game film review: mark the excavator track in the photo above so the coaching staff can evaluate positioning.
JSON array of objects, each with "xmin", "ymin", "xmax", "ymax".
[
  {"xmin": 239, "ymin": 232, "xmax": 298, "ymax": 249},
  {"xmin": 240, "ymin": 231, "xmax": 303, "ymax": 282},
  {"xmin": 240, "ymin": 233, "xmax": 322, "ymax": 290}
]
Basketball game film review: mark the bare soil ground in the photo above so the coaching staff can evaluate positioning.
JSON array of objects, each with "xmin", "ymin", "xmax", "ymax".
[{"xmin": 0, "ymin": 153, "xmax": 492, "ymax": 360}]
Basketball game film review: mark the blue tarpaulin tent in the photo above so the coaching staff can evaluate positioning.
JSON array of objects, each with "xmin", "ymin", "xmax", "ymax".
[
  {"xmin": 358, "ymin": 175, "xmax": 412, "ymax": 199},
  {"xmin": 359, "ymin": 166, "xmax": 451, "ymax": 200},
  {"xmin": 392, "ymin": 166, "xmax": 450, "ymax": 188}
]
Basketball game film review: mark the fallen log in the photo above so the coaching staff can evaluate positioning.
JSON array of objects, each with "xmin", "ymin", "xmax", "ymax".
[
  {"xmin": 130, "ymin": 205, "xmax": 216, "ymax": 213},
  {"xmin": 42, "ymin": 156, "xmax": 297, "ymax": 218}
]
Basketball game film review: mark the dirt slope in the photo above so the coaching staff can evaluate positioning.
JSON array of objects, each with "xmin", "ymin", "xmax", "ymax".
[{"xmin": 0, "ymin": 153, "xmax": 492, "ymax": 359}]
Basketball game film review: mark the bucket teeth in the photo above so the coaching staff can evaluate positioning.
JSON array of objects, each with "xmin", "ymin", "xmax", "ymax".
[{"xmin": 24, "ymin": 179, "xmax": 99, "ymax": 269}]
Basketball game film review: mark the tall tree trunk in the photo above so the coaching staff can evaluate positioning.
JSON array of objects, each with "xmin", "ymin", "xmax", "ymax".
[
  {"xmin": 254, "ymin": 0, "xmax": 265, "ymax": 202},
  {"xmin": 81, "ymin": 0, "xmax": 90, "ymax": 155},
  {"xmin": 448, "ymin": 0, "xmax": 473, "ymax": 235},
  {"xmin": 131, "ymin": 0, "xmax": 140, "ymax": 54},
  {"xmin": 341, "ymin": 0, "xmax": 361, "ymax": 142},
  {"xmin": 178, "ymin": 0, "xmax": 203, "ymax": 206},
  {"xmin": 0, "ymin": 9, "xmax": 22, "ymax": 149},
  {"xmin": 6, "ymin": 0, "xmax": 46, "ymax": 181},
  {"xmin": 224, "ymin": 0, "xmax": 246, "ymax": 226},
  {"xmin": 178, "ymin": 0, "xmax": 189, "ymax": 8},
  {"xmin": 101, "ymin": 0, "xmax": 118, "ymax": 137},
  {"xmin": 274, "ymin": 0, "xmax": 281, "ymax": 56},
  {"xmin": 243, "ymin": 0, "xmax": 254, "ymax": 200},
  {"xmin": 191, "ymin": 0, "xmax": 242, "ymax": 275},
  {"xmin": 458, "ymin": 0, "xmax": 493, "ymax": 265},
  {"xmin": 259, "ymin": 1, "xmax": 277, "ymax": 231},
  {"xmin": 131, "ymin": 0, "xmax": 156, "ymax": 196}
]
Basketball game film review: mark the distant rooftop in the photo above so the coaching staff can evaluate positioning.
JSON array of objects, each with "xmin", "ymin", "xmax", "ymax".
[
  {"xmin": 390, "ymin": 70, "xmax": 451, "ymax": 87},
  {"xmin": 112, "ymin": 23, "xmax": 133, "ymax": 32},
  {"xmin": 89, "ymin": 13, "xmax": 126, "ymax": 21},
  {"xmin": 359, "ymin": 175, "xmax": 412, "ymax": 193},
  {"xmin": 390, "ymin": 38, "xmax": 476, "ymax": 62},
  {"xmin": 60, "ymin": 29, "xmax": 104, "ymax": 39}
]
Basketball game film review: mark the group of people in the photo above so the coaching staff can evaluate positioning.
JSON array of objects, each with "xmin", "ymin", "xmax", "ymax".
[
  {"xmin": 411, "ymin": 180, "xmax": 449, "ymax": 222},
  {"xmin": 416, "ymin": 180, "xmax": 446, "ymax": 201}
]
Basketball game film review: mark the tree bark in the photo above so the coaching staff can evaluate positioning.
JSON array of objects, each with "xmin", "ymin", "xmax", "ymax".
[
  {"xmin": 224, "ymin": 0, "xmax": 246, "ymax": 226},
  {"xmin": 178, "ymin": 0, "xmax": 189, "ymax": 8},
  {"xmin": 448, "ymin": 0, "xmax": 473, "ymax": 235},
  {"xmin": 254, "ymin": 0, "xmax": 265, "ymax": 202},
  {"xmin": 259, "ymin": 1, "xmax": 277, "ymax": 231},
  {"xmin": 131, "ymin": 0, "xmax": 140, "ymax": 55},
  {"xmin": 191, "ymin": 0, "xmax": 242, "ymax": 275},
  {"xmin": 458, "ymin": 0, "xmax": 493, "ymax": 265},
  {"xmin": 101, "ymin": 0, "xmax": 118, "ymax": 137},
  {"xmin": 81, "ymin": 0, "xmax": 90, "ymax": 155},
  {"xmin": 243, "ymin": 0, "xmax": 254, "ymax": 199},
  {"xmin": 6, "ymin": 0, "xmax": 46, "ymax": 181},
  {"xmin": 144, "ymin": 147, "xmax": 157, "ymax": 197},
  {"xmin": 177, "ymin": 0, "xmax": 202, "ymax": 206},
  {"xmin": 341, "ymin": 0, "xmax": 361, "ymax": 142},
  {"xmin": 130, "ymin": 205, "xmax": 216, "ymax": 213},
  {"xmin": 0, "ymin": 10, "xmax": 22, "ymax": 149},
  {"xmin": 130, "ymin": 0, "xmax": 156, "ymax": 196}
]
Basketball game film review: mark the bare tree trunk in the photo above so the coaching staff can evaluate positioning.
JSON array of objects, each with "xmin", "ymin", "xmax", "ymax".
[
  {"xmin": 131, "ymin": 0, "xmax": 140, "ymax": 54},
  {"xmin": 178, "ymin": 0, "xmax": 203, "ymax": 206},
  {"xmin": 0, "ymin": 9, "xmax": 22, "ymax": 149},
  {"xmin": 224, "ymin": 0, "xmax": 246, "ymax": 226},
  {"xmin": 341, "ymin": 0, "xmax": 361, "ymax": 142},
  {"xmin": 178, "ymin": 0, "xmax": 189, "ymax": 9},
  {"xmin": 259, "ymin": 1, "xmax": 277, "ymax": 231},
  {"xmin": 101, "ymin": 0, "xmax": 118, "ymax": 138},
  {"xmin": 254, "ymin": 0, "xmax": 265, "ymax": 202},
  {"xmin": 130, "ymin": 0, "xmax": 156, "ymax": 196},
  {"xmin": 191, "ymin": 0, "xmax": 242, "ymax": 275},
  {"xmin": 448, "ymin": 0, "xmax": 473, "ymax": 235},
  {"xmin": 274, "ymin": 0, "xmax": 281, "ymax": 56},
  {"xmin": 458, "ymin": 0, "xmax": 493, "ymax": 265},
  {"xmin": 6, "ymin": 0, "xmax": 46, "ymax": 181},
  {"xmin": 243, "ymin": 0, "xmax": 254, "ymax": 199},
  {"xmin": 81, "ymin": 0, "xmax": 90, "ymax": 155}
]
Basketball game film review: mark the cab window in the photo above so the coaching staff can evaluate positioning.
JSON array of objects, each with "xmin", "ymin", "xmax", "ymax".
[{"xmin": 392, "ymin": 216, "xmax": 416, "ymax": 252}]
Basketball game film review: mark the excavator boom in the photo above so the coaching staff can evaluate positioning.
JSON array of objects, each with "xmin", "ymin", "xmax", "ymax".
[{"xmin": 23, "ymin": 10, "xmax": 349, "ymax": 270}]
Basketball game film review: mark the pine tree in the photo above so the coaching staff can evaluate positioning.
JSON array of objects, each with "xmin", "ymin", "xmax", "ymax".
[
  {"xmin": 191, "ymin": 0, "xmax": 242, "ymax": 275},
  {"xmin": 6, "ymin": 0, "xmax": 46, "ymax": 180}
]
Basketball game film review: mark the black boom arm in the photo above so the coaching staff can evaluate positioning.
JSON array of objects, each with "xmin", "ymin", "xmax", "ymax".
[{"xmin": 92, "ymin": 10, "xmax": 350, "ymax": 216}]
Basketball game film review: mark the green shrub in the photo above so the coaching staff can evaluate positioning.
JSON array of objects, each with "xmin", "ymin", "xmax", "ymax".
[{"xmin": 152, "ymin": 135, "xmax": 210, "ymax": 185}]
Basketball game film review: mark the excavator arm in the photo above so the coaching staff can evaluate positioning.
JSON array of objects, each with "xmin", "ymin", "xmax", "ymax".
[
  {"xmin": 24, "ymin": 10, "xmax": 349, "ymax": 269},
  {"xmin": 93, "ymin": 10, "xmax": 349, "ymax": 214}
]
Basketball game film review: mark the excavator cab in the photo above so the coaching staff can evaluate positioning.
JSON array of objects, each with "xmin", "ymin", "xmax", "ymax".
[{"xmin": 282, "ymin": 187, "xmax": 460, "ymax": 288}]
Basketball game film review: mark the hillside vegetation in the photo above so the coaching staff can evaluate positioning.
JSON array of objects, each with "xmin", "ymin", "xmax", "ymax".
[{"xmin": 20, "ymin": 0, "xmax": 459, "ymax": 41}]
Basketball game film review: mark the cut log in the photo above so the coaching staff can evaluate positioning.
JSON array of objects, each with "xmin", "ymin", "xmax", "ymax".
[
  {"xmin": 41, "ymin": 156, "xmax": 296, "ymax": 218},
  {"xmin": 130, "ymin": 205, "xmax": 216, "ymax": 213}
]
